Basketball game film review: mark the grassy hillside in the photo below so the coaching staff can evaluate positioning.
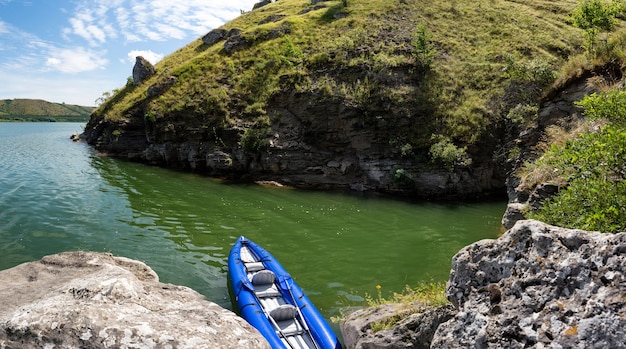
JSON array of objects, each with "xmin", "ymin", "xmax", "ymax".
[
  {"xmin": 0, "ymin": 99, "xmax": 93, "ymax": 122},
  {"xmin": 86, "ymin": 0, "xmax": 626, "ymax": 218},
  {"xmin": 93, "ymin": 0, "xmax": 584, "ymax": 148}
]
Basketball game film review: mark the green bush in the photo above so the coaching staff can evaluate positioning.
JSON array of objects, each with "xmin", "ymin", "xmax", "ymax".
[
  {"xmin": 281, "ymin": 38, "xmax": 304, "ymax": 66},
  {"xmin": 391, "ymin": 167, "xmax": 414, "ymax": 189},
  {"xmin": 575, "ymin": 89, "xmax": 626, "ymax": 125},
  {"xmin": 503, "ymin": 55, "xmax": 556, "ymax": 85},
  {"xmin": 240, "ymin": 126, "xmax": 271, "ymax": 152},
  {"xmin": 531, "ymin": 178, "xmax": 626, "ymax": 233},
  {"xmin": 506, "ymin": 103, "xmax": 539, "ymax": 127},
  {"xmin": 529, "ymin": 124, "xmax": 626, "ymax": 233},
  {"xmin": 429, "ymin": 138, "xmax": 472, "ymax": 171}
]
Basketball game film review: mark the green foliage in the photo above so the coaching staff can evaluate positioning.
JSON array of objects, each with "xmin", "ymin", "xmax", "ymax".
[
  {"xmin": 531, "ymin": 178, "xmax": 626, "ymax": 233},
  {"xmin": 280, "ymin": 38, "xmax": 304, "ymax": 66},
  {"xmin": 240, "ymin": 117, "xmax": 271, "ymax": 152},
  {"xmin": 570, "ymin": 0, "xmax": 625, "ymax": 54},
  {"xmin": 575, "ymin": 89, "xmax": 626, "ymax": 125},
  {"xmin": 399, "ymin": 143, "xmax": 414, "ymax": 158},
  {"xmin": 503, "ymin": 55, "xmax": 556, "ymax": 85},
  {"xmin": 391, "ymin": 167, "xmax": 414, "ymax": 189},
  {"xmin": 240, "ymin": 127, "xmax": 270, "ymax": 152},
  {"xmin": 112, "ymin": 129, "xmax": 122, "ymax": 141},
  {"xmin": 429, "ymin": 137, "xmax": 472, "ymax": 171},
  {"xmin": 412, "ymin": 24, "xmax": 436, "ymax": 69},
  {"xmin": 361, "ymin": 282, "xmax": 450, "ymax": 332},
  {"xmin": 144, "ymin": 110, "xmax": 157, "ymax": 122},
  {"xmin": 506, "ymin": 103, "xmax": 539, "ymax": 126},
  {"xmin": 527, "ymin": 121, "xmax": 626, "ymax": 233},
  {"xmin": 95, "ymin": 91, "xmax": 112, "ymax": 106}
]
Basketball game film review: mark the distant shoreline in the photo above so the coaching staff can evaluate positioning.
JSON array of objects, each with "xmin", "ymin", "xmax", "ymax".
[{"xmin": 0, "ymin": 117, "xmax": 90, "ymax": 122}]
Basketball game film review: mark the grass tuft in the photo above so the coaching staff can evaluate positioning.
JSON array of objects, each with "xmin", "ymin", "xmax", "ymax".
[{"xmin": 331, "ymin": 281, "xmax": 449, "ymax": 331}]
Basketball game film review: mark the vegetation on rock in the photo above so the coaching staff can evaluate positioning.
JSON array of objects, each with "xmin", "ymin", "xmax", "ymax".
[
  {"xmin": 86, "ymin": 0, "xmax": 626, "ymax": 220},
  {"xmin": 89, "ymin": 0, "xmax": 581, "ymax": 163},
  {"xmin": 516, "ymin": 0, "xmax": 626, "ymax": 233},
  {"xmin": 521, "ymin": 90, "xmax": 626, "ymax": 233},
  {"xmin": 333, "ymin": 281, "xmax": 449, "ymax": 332}
]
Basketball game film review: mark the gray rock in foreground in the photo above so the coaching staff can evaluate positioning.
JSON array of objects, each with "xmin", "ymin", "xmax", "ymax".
[
  {"xmin": 340, "ymin": 302, "xmax": 456, "ymax": 349},
  {"xmin": 0, "ymin": 251, "xmax": 270, "ymax": 349},
  {"xmin": 432, "ymin": 220, "xmax": 626, "ymax": 348}
]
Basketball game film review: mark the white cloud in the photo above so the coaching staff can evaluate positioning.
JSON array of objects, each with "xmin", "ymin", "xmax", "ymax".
[
  {"xmin": 0, "ymin": 20, "xmax": 8, "ymax": 34},
  {"xmin": 64, "ymin": 0, "xmax": 259, "ymax": 45},
  {"xmin": 0, "ymin": 20, "xmax": 39, "ymax": 52},
  {"xmin": 127, "ymin": 50, "xmax": 164, "ymax": 65},
  {"xmin": 45, "ymin": 47, "xmax": 108, "ymax": 73},
  {"xmin": 0, "ymin": 0, "xmax": 261, "ymax": 106},
  {"xmin": 63, "ymin": 2, "xmax": 118, "ymax": 46}
]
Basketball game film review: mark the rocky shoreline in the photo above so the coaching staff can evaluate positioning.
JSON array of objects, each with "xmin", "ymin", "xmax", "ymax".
[
  {"xmin": 342, "ymin": 220, "xmax": 626, "ymax": 349},
  {"xmin": 1, "ymin": 220, "xmax": 624, "ymax": 348}
]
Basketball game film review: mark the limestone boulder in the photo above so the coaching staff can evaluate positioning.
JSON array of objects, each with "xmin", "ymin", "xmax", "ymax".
[
  {"xmin": 432, "ymin": 220, "xmax": 626, "ymax": 348},
  {"xmin": 340, "ymin": 303, "xmax": 456, "ymax": 349},
  {"xmin": 132, "ymin": 56, "xmax": 156, "ymax": 86},
  {"xmin": 253, "ymin": 0, "xmax": 272, "ymax": 10},
  {"xmin": 147, "ymin": 75, "xmax": 178, "ymax": 98},
  {"xmin": 0, "ymin": 251, "xmax": 270, "ymax": 349},
  {"xmin": 202, "ymin": 28, "xmax": 227, "ymax": 46}
]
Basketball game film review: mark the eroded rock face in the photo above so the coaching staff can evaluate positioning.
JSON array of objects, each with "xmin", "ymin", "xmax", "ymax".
[
  {"xmin": 132, "ymin": 56, "xmax": 156, "ymax": 86},
  {"xmin": 202, "ymin": 28, "xmax": 227, "ymax": 46},
  {"xmin": 340, "ymin": 303, "xmax": 456, "ymax": 349},
  {"xmin": 432, "ymin": 220, "xmax": 626, "ymax": 348},
  {"xmin": 0, "ymin": 251, "xmax": 270, "ymax": 349}
]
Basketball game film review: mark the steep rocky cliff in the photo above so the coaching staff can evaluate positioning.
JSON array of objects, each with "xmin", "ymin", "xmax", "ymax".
[
  {"xmin": 82, "ymin": 0, "xmax": 583, "ymax": 199},
  {"xmin": 502, "ymin": 63, "xmax": 625, "ymax": 228}
]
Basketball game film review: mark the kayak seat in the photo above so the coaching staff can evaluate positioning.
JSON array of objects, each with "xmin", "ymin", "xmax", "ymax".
[
  {"xmin": 255, "ymin": 283, "xmax": 281, "ymax": 298},
  {"xmin": 270, "ymin": 304, "xmax": 298, "ymax": 322},
  {"xmin": 245, "ymin": 262, "xmax": 265, "ymax": 272},
  {"xmin": 252, "ymin": 270, "xmax": 276, "ymax": 286},
  {"xmin": 274, "ymin": 318, "xmax": 304, "ymax": 337}
]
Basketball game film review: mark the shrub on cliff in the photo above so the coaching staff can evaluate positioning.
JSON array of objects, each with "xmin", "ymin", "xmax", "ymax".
[{"xmin": 524, "ymin": 89, "xmax": 626, "ymax": 233}]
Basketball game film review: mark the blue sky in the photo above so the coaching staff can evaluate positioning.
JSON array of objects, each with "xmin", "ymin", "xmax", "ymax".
[{"xmin": 0, "ymin": 0, "xmax": 259, "ymax": 106}]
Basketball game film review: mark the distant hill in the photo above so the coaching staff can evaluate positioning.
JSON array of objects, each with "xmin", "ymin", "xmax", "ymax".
[{"xmin": 0, "ymin": 99, "xmax": 94, "ymax": 122}]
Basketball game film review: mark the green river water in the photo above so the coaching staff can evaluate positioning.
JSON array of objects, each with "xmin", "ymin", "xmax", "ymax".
[{"xmin": 0, "ymin": 122, "xmax": 505, "ymax": 323}]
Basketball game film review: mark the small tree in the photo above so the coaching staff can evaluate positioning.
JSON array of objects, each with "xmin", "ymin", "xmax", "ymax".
[
  {"xmin": 570, "ymin": 0, "xmax": 625, "ymax": 55},
  {"xmin": 412, "ymin": 24, "xmax": 436, "ymax": 69},
  {"xmin": 95, "ymin": 91, "xmax": 112, "ymax": 106}
]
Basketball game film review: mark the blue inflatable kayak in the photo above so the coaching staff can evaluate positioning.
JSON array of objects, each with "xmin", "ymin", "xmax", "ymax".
[{"xmin": 228, "ymin": 236, "xmax": 342, "ymax": 349}]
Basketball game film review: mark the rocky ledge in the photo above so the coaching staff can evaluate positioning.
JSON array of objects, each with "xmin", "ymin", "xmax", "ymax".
[
  {"xmin": 343, "ymin": 220, "xmax": 626, "ymax": 348},
  {"xmin": 0, "ymin": 251, "xmax": 270, "ymax": 349}
]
